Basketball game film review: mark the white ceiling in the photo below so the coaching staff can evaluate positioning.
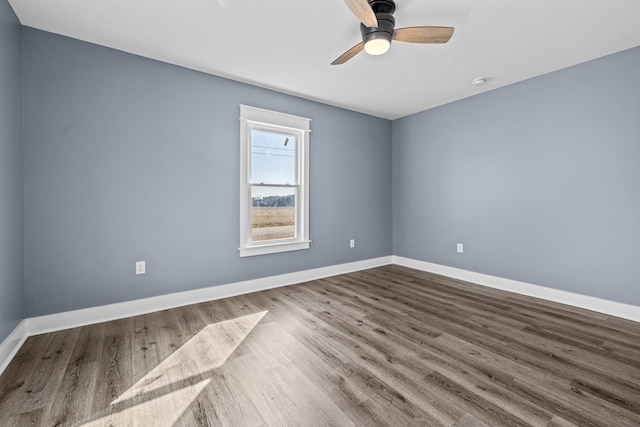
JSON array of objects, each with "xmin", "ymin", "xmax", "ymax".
[{"xmin": 8, "ymin": 0, "xmax": 640, "ymax": 119}]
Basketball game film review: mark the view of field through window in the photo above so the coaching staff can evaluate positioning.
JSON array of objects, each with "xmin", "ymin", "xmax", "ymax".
[
  {"xmin": 251, "ymin": 130, "xmax": 297, "ymax": 241},
  {"xmin": 251, "ymin": 207, "xmax": 295, "ymax": 241}
]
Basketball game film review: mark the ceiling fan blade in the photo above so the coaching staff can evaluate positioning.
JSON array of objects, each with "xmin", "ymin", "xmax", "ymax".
[
  {"xmin": 393, "ymin": 26, "xmax": 454, "ymax": 44},
  {"xmin": 331, "ymin": 42, "xmax": 365, "ymax": 65},
  {"xmin": 344, "ymin": 0, "xmax": 378, "ymax": 28}
]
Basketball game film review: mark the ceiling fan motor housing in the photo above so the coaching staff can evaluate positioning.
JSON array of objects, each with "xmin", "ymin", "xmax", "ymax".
[{"xmin": 361, "ymin": 0, "xmax": 396, "ymax": 47}]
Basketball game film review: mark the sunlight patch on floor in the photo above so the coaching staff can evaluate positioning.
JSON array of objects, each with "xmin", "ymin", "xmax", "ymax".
[
  {"xmin": 114, "ymin": 310, "xmax": 268, "ymax": 405},
  {"xmin": 80, "ymin": 379, "xmax": 211, "ymax": 427},
  {"xmin": 76, "ymin": 310, "xmax": 268, "ymax": 425}
]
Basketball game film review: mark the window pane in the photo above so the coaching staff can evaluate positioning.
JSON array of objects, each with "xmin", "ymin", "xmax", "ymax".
[
  {"xmin": 251, "ymin": 130, "xmax": 296, "ymax": 184},
  {"xmin": 251, "ymin": 186, "xmax": 295, "ymax": 242}
]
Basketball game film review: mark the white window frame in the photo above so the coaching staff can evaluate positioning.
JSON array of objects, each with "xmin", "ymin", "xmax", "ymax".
[{"xmin": 239, "ymin": 105, "xmax": 311, "ymax": 257}]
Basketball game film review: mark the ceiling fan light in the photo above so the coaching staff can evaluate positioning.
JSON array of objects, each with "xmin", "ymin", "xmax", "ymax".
[{"xmin": 364, "ymin": 38, "xmax": 390, "ymax": 55}]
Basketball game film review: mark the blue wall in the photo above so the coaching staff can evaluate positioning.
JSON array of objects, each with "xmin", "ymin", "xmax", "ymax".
[
  {"xmin": 5, "ymin": 18, "xmax": 640, "ymax": 322},
  {"xmin": 22, "ymin": 28, "xmax": 392, "ymax": 317},
  {"xmin": 393, "ymin": 47, "xmax": 640, "ymax": 305},
  {"xmin": 0, "ymin": 1, "xmax": 24, "ymax": 341}
]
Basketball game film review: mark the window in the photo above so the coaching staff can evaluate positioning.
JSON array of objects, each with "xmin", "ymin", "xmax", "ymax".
[{"xmin": 239, "ymin": 105, "xmax": 311, "ymax": 257}]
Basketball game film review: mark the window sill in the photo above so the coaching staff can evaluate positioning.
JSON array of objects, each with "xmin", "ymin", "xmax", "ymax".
[{"xmin": 239, "ymin": 240, "xmax": 311, "ymax": 257}]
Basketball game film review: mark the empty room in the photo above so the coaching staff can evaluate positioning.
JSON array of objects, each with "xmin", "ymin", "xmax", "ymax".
[{"xmin": 1, "ymin": 0, "xmax": 639, "ymax": 425}]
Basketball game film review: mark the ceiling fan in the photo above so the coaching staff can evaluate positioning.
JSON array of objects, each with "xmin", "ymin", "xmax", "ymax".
[{"xmin": 332, "ymin": 0, "xmax": 454, "ymax": 65}]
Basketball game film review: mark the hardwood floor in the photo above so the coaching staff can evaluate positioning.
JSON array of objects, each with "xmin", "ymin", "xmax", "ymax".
[{"xmin": 1, "ymin": 265, "xmax": 639, "ymax": 426}]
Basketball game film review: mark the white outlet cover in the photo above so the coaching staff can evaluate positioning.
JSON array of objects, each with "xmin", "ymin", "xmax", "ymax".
[
  {"xmin": 457, "ymin": 243, "xmax": 464, "ymax": 253},
  {"xmin": 136, "ymin": 261, "xmax": 146, "ymax": 275}
]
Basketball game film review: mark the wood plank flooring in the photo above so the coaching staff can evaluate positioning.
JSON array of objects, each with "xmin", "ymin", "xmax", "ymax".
[{"xmin": 1, "ymin": 265, "xmax": 639, "ymax": 426}]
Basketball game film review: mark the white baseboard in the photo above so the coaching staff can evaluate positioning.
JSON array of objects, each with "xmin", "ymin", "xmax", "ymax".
[
  {"xmin": 26, "ymin": 256, "xmax": 393, "ymax": 336},
  {"xmin": 0, "ymin": 320, "xmax": 28, "ymax": 376},
  {"xmin": 392, "ymin": 256, "xmax": 640, "ymax": 323},
  {"xmin": 4, "ymin": 254, "xmax": 639, "ymax": 376}
]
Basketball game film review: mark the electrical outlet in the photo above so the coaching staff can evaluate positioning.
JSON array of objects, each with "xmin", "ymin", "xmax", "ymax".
[
  {"xmin": 350, "ymin": 239, "xmax": 355, "ymax": 248},
  {"xmin": 457, "ymin": 243, "xmax": 464, "ymax": 253},
  {"xmin": 136, "ymin": 261, "xmax": 146, "ymax": 275}
]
